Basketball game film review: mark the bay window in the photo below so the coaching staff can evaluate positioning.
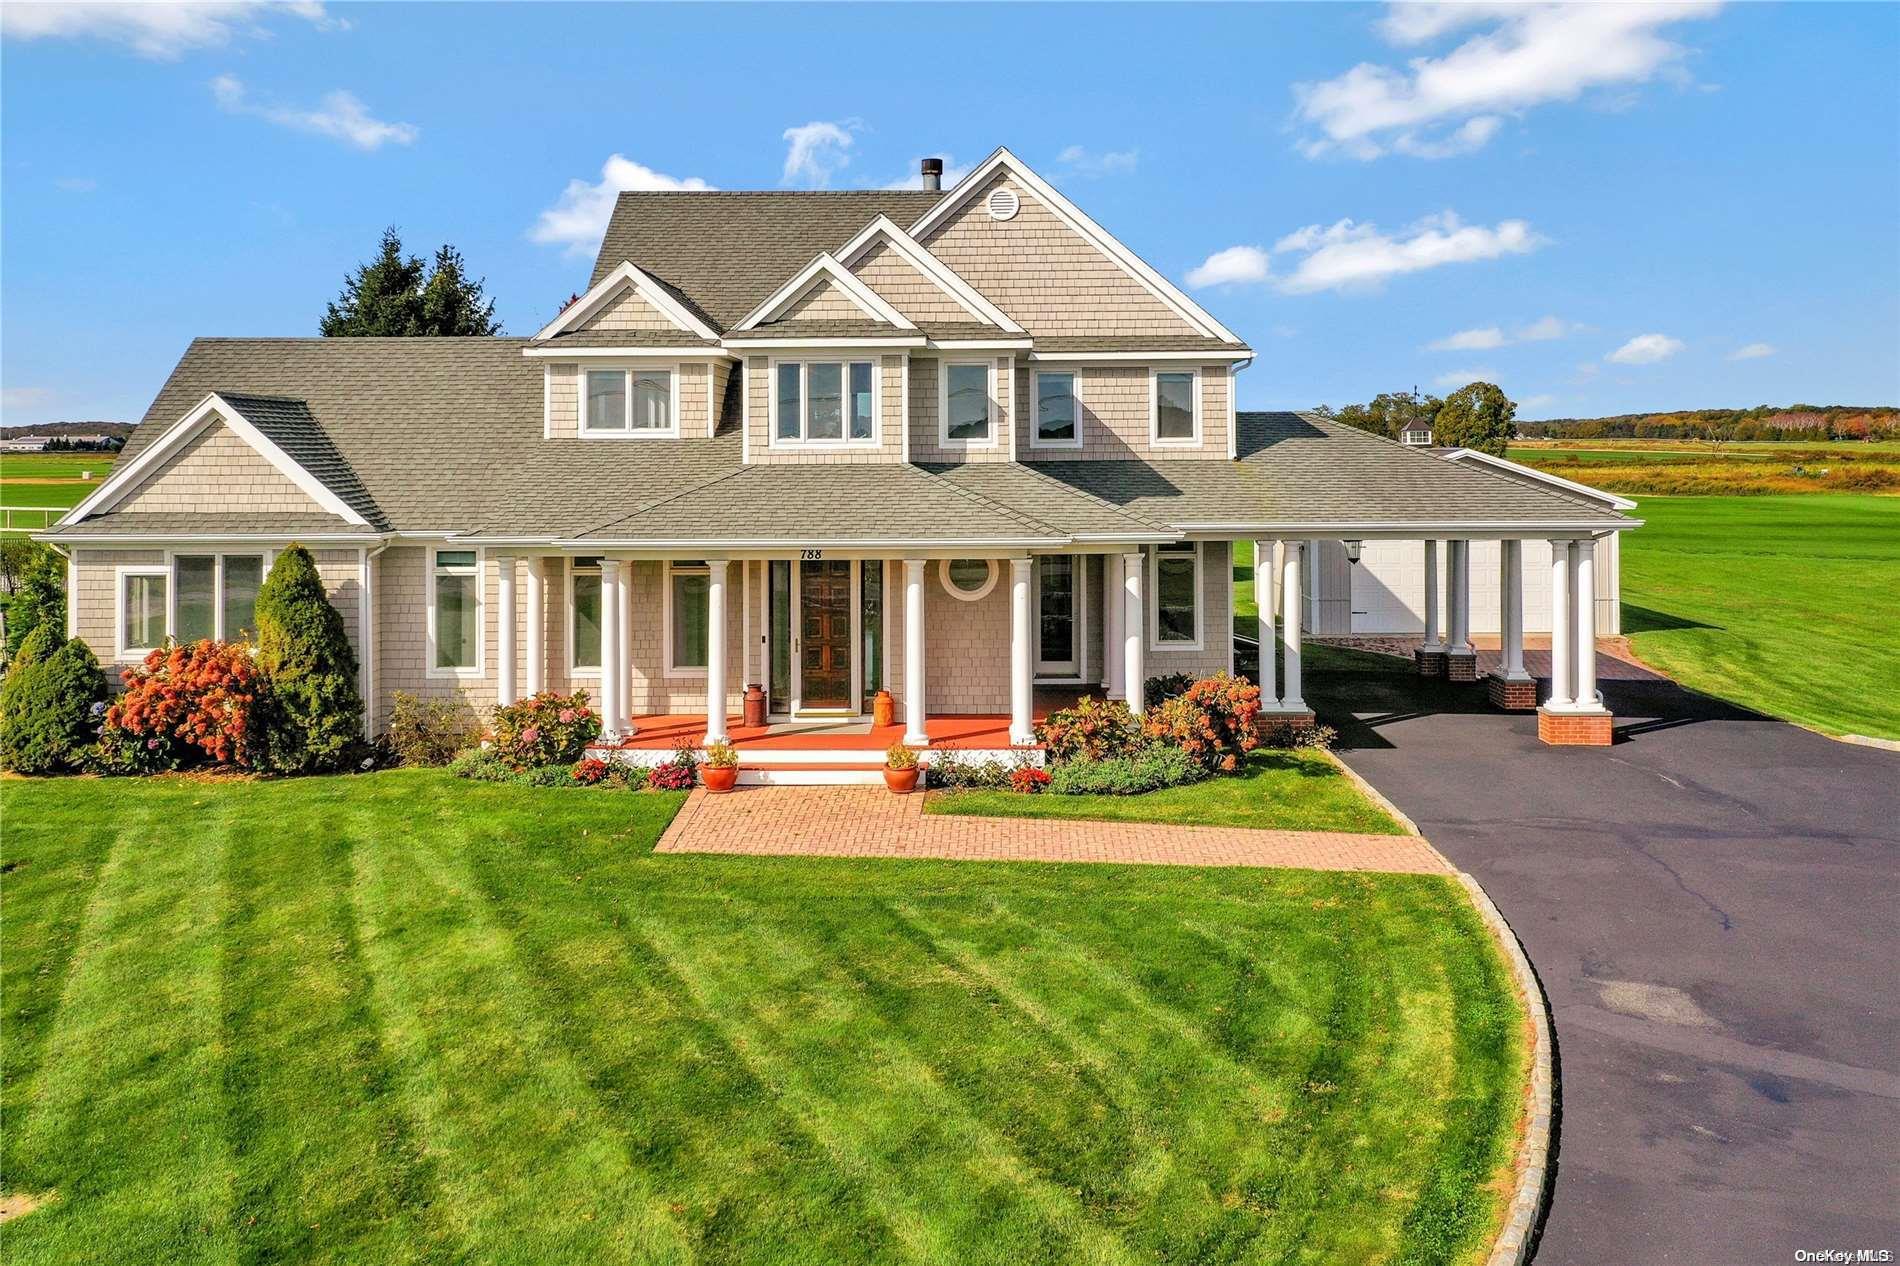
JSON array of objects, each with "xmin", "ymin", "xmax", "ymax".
[
  {"xmin": 773, "ymin": 360, "xmax": 876, "ymax": 443},
  {"xmin": 1152, "ymin": 369, "xmax": 1199, "ymax": 445},
  {"xmin": 1151, "ymin": 542, "xmax": 1202, "ymax": 648},
  {"xmin": 583, "ymin": 367, "xmax": 675, "ymax": 436},
  {"xmin": 430, "ymin": 549, "xmax": 480, "ymax": 673},
  {"xmin": 941, "ymin": 361, "xmax": 993, "ymax": 445},
  {"xmin": 1034, "ymin": 370, "xmax": 1080, "ymax": 447}
]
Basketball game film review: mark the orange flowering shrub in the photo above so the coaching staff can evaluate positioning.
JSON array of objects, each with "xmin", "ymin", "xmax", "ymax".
[
  {"xmin": 1035, "ymin": 695, "xmax": 1143, "ymax": 763},
  {"xmin": 1142, "ymin": 673, "xmax": 1263, "ymax": 773},
  {"xmin": 103, "ymin": 640, "xmax": 269, "ymax": 770}
]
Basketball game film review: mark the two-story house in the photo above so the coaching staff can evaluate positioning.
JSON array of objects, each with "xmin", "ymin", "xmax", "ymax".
[{"xmin": 42, "ymin": 148, "xmax": 1636, "ymax": 771}]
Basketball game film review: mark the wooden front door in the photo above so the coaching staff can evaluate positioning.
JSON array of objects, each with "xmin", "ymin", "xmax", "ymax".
[{"xmin": 799, "ymin": 560, "xmax": 853, "ymax": 709}]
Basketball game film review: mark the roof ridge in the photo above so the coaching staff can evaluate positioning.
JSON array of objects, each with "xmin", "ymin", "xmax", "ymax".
[
  {"xmin": 910, "ymin": 464, "xmax": 1067, "ymax": 537},
  {"xmin": 565, "ymin": 464, "xmax": 757, "ymax": 539},
  {"xmin": 993, "ymin": 459, "xmax": 1171, "ymax": 532}
]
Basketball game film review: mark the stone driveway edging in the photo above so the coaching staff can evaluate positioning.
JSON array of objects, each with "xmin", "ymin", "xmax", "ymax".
[{"xmin": 1330, "ymin": 746, "xmax": 1553, "ymax": 1266}]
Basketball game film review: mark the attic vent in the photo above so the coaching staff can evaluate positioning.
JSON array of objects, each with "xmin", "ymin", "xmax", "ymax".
[{"xmin": 986, "ymin": 186, "xmax": 1020, "ymax": 221}]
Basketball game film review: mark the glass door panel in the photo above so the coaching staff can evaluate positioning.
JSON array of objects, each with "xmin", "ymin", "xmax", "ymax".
[{"xmin": 1036, "ymin": 555, "xmax": 1078, "ymax": 675}]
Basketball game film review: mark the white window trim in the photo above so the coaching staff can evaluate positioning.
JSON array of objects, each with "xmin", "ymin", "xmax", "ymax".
[
  {"xmin": 565, "ymin": 556, "xmax": 603, "ymax": 678},
  {"xmin": 662, "ymin": 559, "xmax": 710, "ymax": 679},
  {"xmin": 426, "ymin": 545, "xmax": 484, "ymax": 679},
  {"xmin": 1149, "ymin": 367, "xmax": 1202, "ymax": 448},
  {"xmin": 938, "ymin": 359, "xmax": 999, "ymax": 449},
  {"xmin": 114, "ymin": 564, "xmax": 171, "ymax": 659},
  {"xmin": 167, "ymin": 549, "xmax": 270, "ymax": 643},
  {"xmin": 766, "ymin": 357, "xmax": 882, "ymax": 448},
  {"xmin": 1147, "ymin": 542, "xmax": 1204, "ymax": 651},
  {"xmin": 580, "ymin": 365, "xmax": 680, "ymax": 439},
  {"xmin": 1030, "ymin": 368, "xmax": 1085, "ymax": 451},
  {"xmin": 939, "ymin": 557, "xmax": 999, "ymax": 603}
]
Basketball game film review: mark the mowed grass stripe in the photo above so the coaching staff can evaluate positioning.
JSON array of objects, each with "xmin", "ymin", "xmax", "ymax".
[
  {"xmin": 638, "ymin": 906, "xmax": 1145, "ymax": 1266},
  {"xmin": 344, "ymin": 791, "xmax": 694, "ymax": 1264},
  {"xmin": 217, "ymin": 782, "xmax": 438, "ymax": 1264},
  {"xmin": 6, "ymin": 790, "xmax": 239, "ymax": 1266},
  {"xmin": 455, "ymin": 808, "xmax": 908, "ymax": 1265},
  {"xmin": 0, "ymin": 785, "xmax": 121, "ymax": 1189}
]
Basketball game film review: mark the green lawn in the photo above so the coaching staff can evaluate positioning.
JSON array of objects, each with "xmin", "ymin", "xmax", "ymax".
[
  {"xmin": 1, "ymin": 770, "xmax": 1525, "ymax": 1265},
  {"xmin": 927, "ymin": 750, "xmax": 1405, "ymax": 834},
  {"xmin": 1621, "ymin": 494, "xmax": 1900, "ymax": 739}
]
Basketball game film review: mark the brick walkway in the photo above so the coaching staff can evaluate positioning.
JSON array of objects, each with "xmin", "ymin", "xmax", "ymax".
[{"xmin": 655, "ymin": 786, "xmax": 1450, "ymax": 874}]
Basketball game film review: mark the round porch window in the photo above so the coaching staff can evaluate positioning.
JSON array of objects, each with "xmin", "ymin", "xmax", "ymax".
[{"xmin": 940, "ymin": 558, "xmax": 998, "ymax": 602}]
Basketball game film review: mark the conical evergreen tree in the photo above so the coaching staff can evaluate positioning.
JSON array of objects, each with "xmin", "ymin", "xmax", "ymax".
[
  {"xmin": 418, "ymin": 244, "xmax": 502, "ymax": 335},
  {"xmin": 321, "ymin": 228, "xmax": 502, "ymax": 336},
  {"xmin": 255, "ymin": 544, "xmax": 362, "ymax": 772}
]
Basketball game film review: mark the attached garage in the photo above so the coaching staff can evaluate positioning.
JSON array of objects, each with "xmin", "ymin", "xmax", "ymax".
[{"xmin": 1306, "ymin": 449, "xmax": 1633, "ymax": 637}]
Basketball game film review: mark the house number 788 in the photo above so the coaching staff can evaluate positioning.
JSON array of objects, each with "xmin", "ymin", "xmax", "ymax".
[{"xmin": 800, "ymin": 549, "xmax": 824, "ymax": 561}]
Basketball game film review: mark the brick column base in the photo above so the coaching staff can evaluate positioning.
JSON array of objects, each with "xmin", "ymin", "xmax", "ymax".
[
  {"xmin": 1415, "ymin": 648, "xmax": 1448, "ymax": 677},
  {"xmin": 1445, "ymin": 650, "xmax": 1479, "ymax": 683},
  {"xmin": 1487, "ymin": 674, "xmax": 1538, "ymax": 711},
  {"xmin": 1537, "ymin": 708, "xmax": 1614, "ymax": 746}
]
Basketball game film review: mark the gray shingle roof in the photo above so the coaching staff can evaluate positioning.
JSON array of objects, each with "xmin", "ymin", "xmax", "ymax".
[
  {"xmin": 922, "ymin": 461, "xmax": 1170, "ymax": 537},
  {"xmin": 213, "ymin": 392, "xmax": 385, "ymax": 528},
  {"xmin": 590, "ymin": 191, "xmax": 945, "ymax": 330},
  {"xmin": 1028, "ymin": 413, "xmax": 1633, "ymax": 529},
  {"xmin": 568, "ymin": 462, "xmax": 1066, "ymax": 545},
  {"xmin": 540, "ymin": 328, "xmax": 719, "ymax": 348},
  {"xmin": 1033, "ymin": 335, "xmax": 1248, "ymax": 354},
  {"xmin": 741, "ymin": 319, "xmax": 923, "ymax": 341},
  {"xmin": 52, "ymin": 511, "xmax": 370, "ymax": 537}
]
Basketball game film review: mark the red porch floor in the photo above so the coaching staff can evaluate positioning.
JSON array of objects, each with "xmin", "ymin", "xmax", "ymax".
[{"xmin": 597, "ymin": 712, "xmax": 1042, "ymax": 752}]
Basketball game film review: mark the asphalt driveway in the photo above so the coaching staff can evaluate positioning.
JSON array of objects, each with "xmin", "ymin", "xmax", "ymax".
[{"xmin": 1309, "ymin": 663, "xmax": 1899, "ymax": 1264}]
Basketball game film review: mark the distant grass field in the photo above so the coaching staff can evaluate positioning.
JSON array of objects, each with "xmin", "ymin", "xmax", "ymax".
[
  {"xmin": 1622, "ymin": 494, "xmax": 1900, "ymax": 740},
  {"xmin": 0, "ymin": 453, "xmax": 115, "ymax": 526},
  {"xmin": 1505, "ymin": 440, "xmax": 1900, "ymax": 496}
]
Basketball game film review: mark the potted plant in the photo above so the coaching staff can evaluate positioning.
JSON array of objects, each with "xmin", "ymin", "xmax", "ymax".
[
  {"xmin": 702, "ymin": 740, "xmax": 740, "ymax": 792},
  {"xmin": 883, "ymin": 741, "xmax": 920, "ymax": 794}
]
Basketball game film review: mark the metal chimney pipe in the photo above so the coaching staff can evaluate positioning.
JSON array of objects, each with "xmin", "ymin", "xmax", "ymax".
[{"xmin": 920, "ymin": 157, "xmax": 943, "ymax": 192}]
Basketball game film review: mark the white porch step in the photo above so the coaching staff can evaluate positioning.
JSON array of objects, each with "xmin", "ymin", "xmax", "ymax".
[{"xmin": 737, "ymin": 762, "xmax": 888, "ymax": 786}]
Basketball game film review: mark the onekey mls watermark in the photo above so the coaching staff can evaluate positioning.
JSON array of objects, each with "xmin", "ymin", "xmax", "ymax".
[{"xmin": 1794, "ymin": 1251, "xmax": 1893, "ymax": 1263}]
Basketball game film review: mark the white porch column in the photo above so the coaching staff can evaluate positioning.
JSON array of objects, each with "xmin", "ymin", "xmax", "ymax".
[
  {"xmin": 524, "ymin": 557, "xmax": 546, "ymax": 696},
  {"xmin": 903, "ymin": 558, "xmax": 928, "ymax": 746},
  {"xmin": 598, "ymin": 559, "xmax": 622, "ymax": 738},
  {"xmin": 1547, "ymin": 541, "xmax": 1574, "ymax": 708},
  {"xmin": 1574, "ymin": 538, "xmax": 1600, "ymax": 709},
  {"xmin": 495, "ymin": 554, "xmax": 518, "ymax": 708},
  {"xmin": 1448, "ymin": 539, "xmax": 1471, "ymax": 653},
  {"xmin": 1009, "ymin": 557, "xmax": 1034, "ymax": 745},
  {"xmin": 1421, "ymin": 539, "xmax": 1443, "ymax": 651},
  {"xmin": 1103, "ymin": 553, "xmax": 1125, "ymax": 698},
  {"xmin": 1500, "ymin": 539, "xmax": 1528, "ymax": 680},
  {"xmin": 616, "ymin": 557, "xmax": 635, "ymax": 734},
  {"xmin": 704, "ymin": 559, "xmax": 729, "ymax": 743},
  {"xmin": 1121, "ymin": 550, "xmax": 1146, "ymax": 714},
  {"xmin": 1254, "ymin": 540, "xmax": 1280, "ymax": 704},
  {"xmin": 1280, "ymin": 541, "xmax": 1305, "ymax": 711}
]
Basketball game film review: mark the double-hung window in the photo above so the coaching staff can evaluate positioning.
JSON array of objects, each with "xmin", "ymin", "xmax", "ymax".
[
  {"xmin": 1151, "ymin": 542, "xmax": 1202, "ymax": 648},
  {"xmin": 1033, "ymin": 371, "xmax": 1080, "ymax": 448},
  {"xmin": 583, "ymin": 367, "xmax": 675, "ymax": 436},
  {"xmin": 569, "ymin": 557, "xmax": 603, "ymax": 672},
  {"xmin": 172, "ymin": 553, "xmax": 266, "ymax": 643},
  {"xmin": 774, "ymin": 361, "xmax": 875, "ymax": 443},
  {"xmin": 941, "ymin": 360, "xmax": 994, "ymax": 446},
  {"xmin": 1151, "ymin": 369, "xmax": 1199, "ymax": 445},
  {"xmin": 117, "ymin": 567, "xmax": 169, "ymax": 657},
  {"xmin": 430, "ymin": 549, "xmax": 481, "ymax": 673}
]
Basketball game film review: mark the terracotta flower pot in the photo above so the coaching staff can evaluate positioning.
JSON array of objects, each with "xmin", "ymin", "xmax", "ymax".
[
  {"xmin": 883, "ymin": 766, "xmax": 919, "ymax": 794},
  {"xmin": 703, "ymin": 765, "xmax": 739, "ymax": 793}
]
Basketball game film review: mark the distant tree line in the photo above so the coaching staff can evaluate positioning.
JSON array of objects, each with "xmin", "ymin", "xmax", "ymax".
[
  {"xmin": 1310, "ymin": 381, "xmax": 1518, "ymax": 456},
  {"xmin": 28, "ymin": 436, "xmax": 124, "ymax": 452},
  {"xmin": 1517, "ymin": 405, "xmax": 1900, "ymax": 442}
]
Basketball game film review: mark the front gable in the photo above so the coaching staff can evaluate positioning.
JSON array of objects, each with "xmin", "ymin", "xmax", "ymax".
[
  {"xmin": 578, "ymin": 285, "xmax": 689, "ymax": 334},
  {"xmin": 115, "ymin": 418, "xmax": 329, "ymax": 517},
  {"xmin": 778, "ymin": 276, "xmax": 877, "ymax": 323}
]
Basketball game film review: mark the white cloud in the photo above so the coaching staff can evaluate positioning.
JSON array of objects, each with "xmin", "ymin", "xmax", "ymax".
[
  {"xmin": 1434, "ymin": 368, "xmax": 1498, "ymax": 389},
  {"xmin": 1606, "ymin": 333, "xmax": 1685, "ymax": 364},
  {"xmin": 1429, "ymin": 326, "xmax": 1506, "ymax": 351},
  {"xmin": 211, "ymin": 75, "xmax": 416, "ymax": 150},
  {"xmin": 1186, "ymin": 245, "xmax": 1271, "ymax": 289},
  {"xmin": 528, "ymin": 153, "xmax": 715, "ymax": 255},
  {"xmin": 1055, "ymin": 145, "xmax": 1140, "ymax": 178},
  {"xmin": 1427, "ymin": 314, "xmax": 1579, "ymax": 351},
  {"xmin": 1294, "ymin": 2, "xmax": 1722, "ymax": 160},
  {"xmin": 1729, "ymin": 341, "xmax": 1776, "ymax": 361},
  {"xmin": 1271, "ymin": 211, "xmax": 1542, "ymax": 294},
  {"xmin": 879, "ymin": 153, "xmax": 975, "ymax": 191},
  {"xmin": 54, "ymin": 176, "xmax": 98, "ymax": 193},
  {"xmin": 2, "ymin": 1, "xmax": 338, "ymax": 59},
  {"xmin": 1, "ymin": 386, "xmax": 56, "ymax": 412},
  {"xmin": 782, "ymin": 121, "xmax": 858, "ymax": 188},
  {"xmin": 1520, "ymin": 393, "xmax": 1558, "ymax": 410}
]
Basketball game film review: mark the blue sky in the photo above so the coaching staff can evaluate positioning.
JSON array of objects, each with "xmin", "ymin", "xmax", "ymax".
[{"xmin": 3, "ymin": 1, "xmax": 1896, "ymax": 428}]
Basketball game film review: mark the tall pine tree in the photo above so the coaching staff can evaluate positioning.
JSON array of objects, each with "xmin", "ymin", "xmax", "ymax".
[{"xmin": 321, "ymin": 227, "xmax": 501, "ymax": 336}]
